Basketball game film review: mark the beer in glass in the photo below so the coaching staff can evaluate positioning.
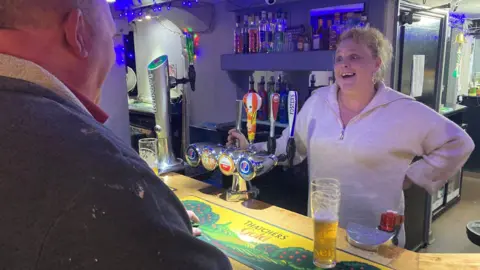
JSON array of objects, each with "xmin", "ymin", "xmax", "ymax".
[
  {"xmin": 310, "ymin": 178, "xmax": 340, "ymax": 268},
  {"xmin": 138, "ymin": 138, "xmax": 159, "ymax": 175}
]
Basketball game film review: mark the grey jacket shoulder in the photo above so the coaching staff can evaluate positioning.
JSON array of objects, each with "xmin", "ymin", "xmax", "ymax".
[{"xmin": 0, "ymin": 77, "xmax": 231, "ymax": 270}]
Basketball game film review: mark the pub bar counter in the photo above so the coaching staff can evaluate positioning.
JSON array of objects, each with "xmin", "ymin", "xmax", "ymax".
[{"xmin": 162, "ymin": 173, "xmax": 480, "ymax": 270}]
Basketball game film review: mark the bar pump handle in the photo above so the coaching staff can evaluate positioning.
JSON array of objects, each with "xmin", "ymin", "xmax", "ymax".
[
  {"xmin": 235, "ymin": 100, "xmax": 243, "ymax": 148},
  {"xmin": 168, "ymin": 65, "xmax": 196, "ymax": 91},
  {"xmin": 267, "ymin": 137, "xmax": 276, "ymax": 155},
  {"xmin": 286, "ymin": 137, "xmax": 296, "ymax": 167},
  {"xmin": 268, "ymin": 92, "xmax": 280, "ymax": 154},
  {"xmin": 285, "ymin": 91, "xmax": 298, "ymax": 168}
]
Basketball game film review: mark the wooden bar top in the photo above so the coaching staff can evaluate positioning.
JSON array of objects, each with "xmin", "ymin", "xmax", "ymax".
[{"xmin": 162, "ymin": 173, "xmax": 480, "ymax": 270}]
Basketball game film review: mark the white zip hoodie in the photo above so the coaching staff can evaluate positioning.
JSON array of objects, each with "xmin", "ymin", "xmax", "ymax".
[{"xmin": 255, "ymin": 82, "xmax": 474, "ymax": 247}]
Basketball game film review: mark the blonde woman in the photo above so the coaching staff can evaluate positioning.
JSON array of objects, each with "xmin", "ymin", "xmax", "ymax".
[{"xmin": 228, "ymin": 26, "xmax": 475, "ymax": 247}]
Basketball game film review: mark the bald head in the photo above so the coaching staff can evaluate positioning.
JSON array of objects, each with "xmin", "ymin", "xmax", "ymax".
[
  {"xmin": 0, "ymin": 0, "xmax": 116, "ymax": 104},
  {"xmin": 0, "ymin": 0, "xmax": 97, "ymax": 29}
]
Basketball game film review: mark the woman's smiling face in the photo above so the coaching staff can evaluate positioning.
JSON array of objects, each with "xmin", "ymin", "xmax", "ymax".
[{"xmin": 334, "ymin": 38, "xmax": 381, "ymax": 92}]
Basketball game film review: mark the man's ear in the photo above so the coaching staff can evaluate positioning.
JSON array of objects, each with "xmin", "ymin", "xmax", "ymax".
[{"xmin": 63, "ymin": 9, "xmax": 89, "ymax": 58}]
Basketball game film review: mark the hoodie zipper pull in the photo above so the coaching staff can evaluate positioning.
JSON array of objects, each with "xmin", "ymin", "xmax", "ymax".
[{"xmin": 339, "ymin": 129, "xmax": 345, "ymax": 140}]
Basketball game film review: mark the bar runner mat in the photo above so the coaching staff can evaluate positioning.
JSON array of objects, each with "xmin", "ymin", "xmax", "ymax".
[{"xmin": 182, "ymin": 196, "xmax": 393, "ymax": 270}]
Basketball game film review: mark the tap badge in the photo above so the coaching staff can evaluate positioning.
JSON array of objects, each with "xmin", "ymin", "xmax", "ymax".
[
  {"xmin": 185, "ymin": 146, "xmax": 201, "ymax": 167},
  {"xmin": 187, "ymin": 147, "xmax": 197, "ymax": 160},
  {"xmin": 219, "ymin": 155, "xmax": 235, "ymax": 176},
  {"xmin": 201, "ymin": 149, "xmax": 217, "ymax": 171},
  {"xmin": 238, "ymin": 158, "xmax": 254, "ymax": 180}
]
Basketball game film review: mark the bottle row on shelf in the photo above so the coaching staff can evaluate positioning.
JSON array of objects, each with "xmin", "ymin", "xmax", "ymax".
[{"xmin": 233, "ymin": 10, "xmax": 369, "ymax": 54}]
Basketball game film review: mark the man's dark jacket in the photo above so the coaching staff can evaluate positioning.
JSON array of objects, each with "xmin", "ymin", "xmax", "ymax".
[{"xmin": 0, "ymin": 76, "xmax": 232, "ymax": 270}]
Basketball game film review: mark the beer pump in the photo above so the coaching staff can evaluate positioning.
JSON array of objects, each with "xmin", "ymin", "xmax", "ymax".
[
  {"xmin": 184, "ymin": 90, "xmax": 299, "ymax": 202},
  {"xmin": 148, "ymin": 55, "xmax": 196, "ymax": 174}
]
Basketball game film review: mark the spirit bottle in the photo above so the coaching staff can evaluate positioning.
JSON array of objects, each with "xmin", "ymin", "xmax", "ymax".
[
  {"xmin": 234, "ymin": 15, "xmax": 242, "ymax": 54},
  {"xmin": 249, "ymin": 15, "xmax": 259, "ymax": 53},
  {"xmin": 242, "ymin": 15, "xmax": 249, "ymax": 54},
  {"xmin": 259, "ymin": 11, "xmax": 268, "ymax": 53},
  {"xmin": 267, "ymin": 12, "xmax": 275, "ymax": 53}
]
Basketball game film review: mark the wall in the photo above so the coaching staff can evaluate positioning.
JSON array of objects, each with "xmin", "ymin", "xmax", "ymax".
[
  {"xmin": 100, "ymin": 20, "xmax": 131, "ymax": 144},
  {"xmin": 188, "ymin": 1, "xmax": 238, "ymax": 125}
]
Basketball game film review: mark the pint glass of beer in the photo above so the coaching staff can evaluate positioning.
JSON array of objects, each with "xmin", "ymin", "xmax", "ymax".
[
  {"xmin": 310, "ymin": 178, "xmax": 341, "ymax": 268},
  {"xmin": 138, "ymin": 138, "xmax": 159, "ymax": 175}
]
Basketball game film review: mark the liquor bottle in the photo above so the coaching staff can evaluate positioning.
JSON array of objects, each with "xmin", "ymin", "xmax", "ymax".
[
  {"xmin": 329, "ymin": 76, "xmax": 334, "ymax": 85},
  {"xmin": 297, "ymin": 35, "xmax": 304, "ymax": 52},
  {"xmin": 312, "ymin": 18, "xmax": 322, "ymax": 51},
  {"xmin": 359, "ymin": 14, "xmax": 369, "ymax": 27},
  {"xmin": 278, "ymin": 81, "xmax": 289, "ymax": 124},
  {"xmin": 345, "ymin": 12, "xmax": 354, "ymax": 29},
  {"xmin": 275, "ymin": 75, "xmax": 282, "ymax": 95},
  {"xmin": 341, "ymin": 13, "xmax": 348, "ymax": 34},
  {"xmin": 249, "ymin": 15, "xmax": 259, "ymax": 53},
  {"xmin": 283, "ymin": 12, "xmax": 289, "ymax": 52},
  {"xmin": 303, "ymin": 35, "xmax": 310, "ymax": 52},
  {"xmin": 242, "ymin": 15, "xmax": 249, "ymax": 54},
  {"xmin": 332, "ymin": 13, "xmax": 342, "ymax": 42},
  {"xmin": 267, "ymin": 76, "xmax": 275, "ymax": 120},
  {"xmin": 257, "ymin": 76, "xmax": 268, "ymax": 121},
  {"xmin": 259, "ymin": 11, "xmax": 268, "ymax": 53},
  {"xmin": 234, "ymin": 15, "xmax": 242, "ymax": 54},
  {"xmin": 248, "ymin": 75, "xmax": 256, "ymax": 93},
  {"xmin": 308, "ymin": 74, "xmax": 316, "ymax": 98},
  {"xmin": 327, "ymin": 19, "xmax": 336, "ymax": 50},
  {"xmin": 267, "ymin": 12, "xmax": 275, "ymax": 53},
  {"xmin": 274, "ymin": 12, "xmax": 284, "ymax": 52},
  {"xmin": 255, "ymin": 14, "xmax": 261, "ymax": 52}
]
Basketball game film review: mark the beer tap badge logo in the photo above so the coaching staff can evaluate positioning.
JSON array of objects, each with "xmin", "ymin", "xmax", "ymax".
[
  {"xmin": 239, "ymin": 158, "xmax": 254, "ymax": 180},
  {"xmin": 185, "ymin": 146, "xmax": 199, "ymax": 167},
  {"xmin": 219, "ymin": 155, "xmax": 235, "ymax": 175},
  {"xmin": 201, "ymin": 149, "xmax": 217, "ymax": 171}
]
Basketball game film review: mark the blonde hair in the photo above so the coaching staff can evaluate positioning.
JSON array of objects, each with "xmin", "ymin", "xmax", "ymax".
[{"xmin": 338, "ymin": 26, "xmax": 393, "ymax": 83}]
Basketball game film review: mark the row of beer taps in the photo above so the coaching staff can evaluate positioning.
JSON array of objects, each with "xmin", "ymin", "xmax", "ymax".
[{"xmin": 185, "ymin": 88, "xmax": 299, "ymax": 202}]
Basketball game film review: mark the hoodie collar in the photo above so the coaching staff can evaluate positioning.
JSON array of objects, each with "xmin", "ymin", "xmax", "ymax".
[{"xmin": 326, "ymin": 81, "xmax": 413, "ymax": 116}]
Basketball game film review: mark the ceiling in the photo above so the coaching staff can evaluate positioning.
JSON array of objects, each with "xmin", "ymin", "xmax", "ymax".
[{"xmin": 405, "ymin": 0, "xmax": 480, "ymax": 18}]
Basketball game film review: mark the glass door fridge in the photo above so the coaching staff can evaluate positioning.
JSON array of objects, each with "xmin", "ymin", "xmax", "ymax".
[{"xmin": 393, "ymin": 1, "xmax": 449, "ymax": 251}]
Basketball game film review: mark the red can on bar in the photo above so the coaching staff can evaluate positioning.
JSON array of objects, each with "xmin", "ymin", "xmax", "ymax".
[{"xmin": 379, "ymin": 210, "xmax": 400, "ymax": 233}]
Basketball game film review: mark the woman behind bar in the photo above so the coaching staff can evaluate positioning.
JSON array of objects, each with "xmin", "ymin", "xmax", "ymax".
[{"xmin": 228, "ymin": 26, "xmax": 475, "ymax": 247}]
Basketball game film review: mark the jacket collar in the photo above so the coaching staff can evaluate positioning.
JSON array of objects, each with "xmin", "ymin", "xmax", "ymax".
[{"xmin": 0, "ymin": 53, "xmax": 90, "ymax": 114}]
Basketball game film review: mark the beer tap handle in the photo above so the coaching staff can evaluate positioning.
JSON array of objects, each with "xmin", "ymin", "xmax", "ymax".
[
  {"xmin": 267, "ymin": 137, "xmax": 276, "ymax": 155},
  {"xmin": 235, "ymin": 100, "xmax": 243, "ymax": 148},
  {"xmin": 243, "ymin": 92, "xmax": 262, "ymax": 145},
  {"xmin": 268, "ymin": 92, "xmax": 280, "ymax": 154},
  {"xmin": 286, "ymin": 138, "xmax": 296, "ymax": 167},
  {"xmin": 286, "ymin": 91, "xmax": 298, "ymax": 167}
]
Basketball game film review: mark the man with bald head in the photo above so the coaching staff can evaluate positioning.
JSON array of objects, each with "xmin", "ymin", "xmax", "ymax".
[{"xmin": 0, "ymin": 1, "xmax": 231, "ymax": 269}]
